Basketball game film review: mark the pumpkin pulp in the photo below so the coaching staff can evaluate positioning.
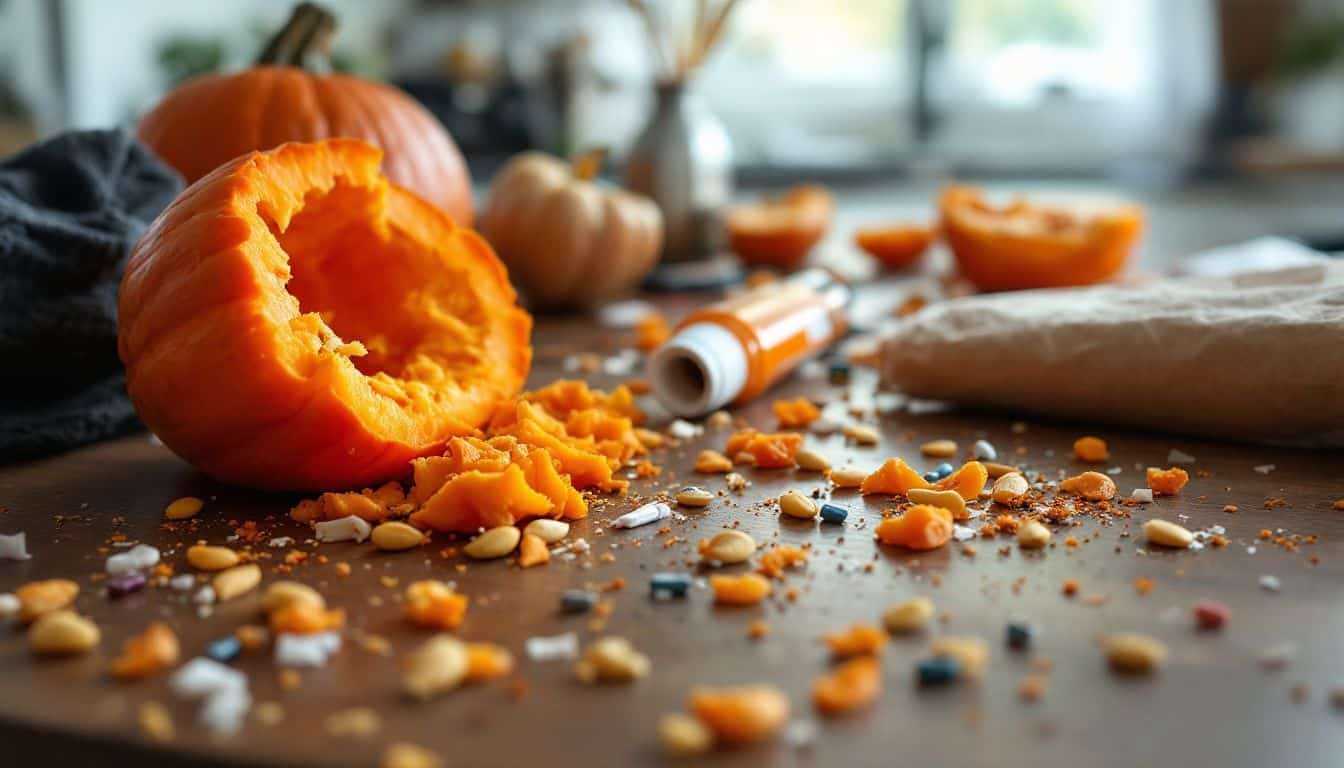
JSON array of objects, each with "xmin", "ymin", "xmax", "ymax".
[{"xmin": 119, "ymin": 139, "xmax": 531, "ymax": 491}]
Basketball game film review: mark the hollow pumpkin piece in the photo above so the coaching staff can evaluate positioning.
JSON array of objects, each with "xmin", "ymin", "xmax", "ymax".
[
  {"xmin": 940, "ymin": 185, "xmax": 1144, "ymax": 292},
  {"xmin": 118, "ymin": 139, "xmax": 531, "ymax": 491},
  {"xmin": 727, "ymin": 185, "xmax": 835, "ymax": 269}
]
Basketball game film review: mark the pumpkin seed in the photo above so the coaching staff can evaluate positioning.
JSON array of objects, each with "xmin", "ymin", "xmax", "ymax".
[
  {"xmin": 674, "ymin": 486, "xmax": 714, "ymax": 507},
  {"xmin": 574, "ymin": 636, "xmax": 650, "ymax": 684},
  {"xmin": 464, "ymin": 526, "xmax": 520, "ymax": 559},
  {"xmin": 187, "ymin": 544, "xmax": 240, "ymax": 572},
  {"xmin": 523, "ymin": 519, "xmax": 570, "ymax": 544},
  {"xmin": 1142, "ymin": 519, "xmax": 1193, "ymax": 549},
  {"xmin": 830, "ymin": 466, "xmax": 867, "ymax": 488},
  {"xmin": 983, "ymin": 461, "xmax": 1020, "ymax": 478},
  {"xmin": 16, "ymin": 578, "xmax": 79, "ymax": 623},
  {"xmin": 402, "ymin": 635, "xmax": 468, "ymax": 700},
  {"xmin": 991, "ymin": 472, "xmax": 1030, "ymax": 506},
  {"xmin": 920, "ymin": 439, "xmax": 958, "ymax": 458},
  {"xmin": 1016, "ymin": 520, "xmax": 1051, "ymax": 549},
  {"xmin": 794, "ymin": 447, "xmax": 831, "ymax": 472},
  {"xmin": 658, "ymin": 713, "xmax": 713, "ymax": 758},
  {"xmin": 843, "ymin": 423, "xmax": 880, "ymax": 446},
  {"xmin": 29, "ymin": 610, "xmax": 100, "ymax": 656},
  {"xmin": 1104, "ymin": 633, "xmax": 1167, "ymax": 674},
  {"xmin": 907, "ymin": 488, "xmax": 967, "ymax": 520},
  {"xmin": 382, "ymin": 742, "xmax": 443, "ymax": 768},
  {"xmin": 778, "ymin": 491, "xmax": 818, "ymax": 519},
  {"xmin": 371, "ymin": 521, "xmax": 426, "ymax": 552},
  {"xmin": 164, "ymin": 497, "xmax": 203, "ymax": 520},
  {"xmin": 261, "ymin": 581, "xmax": 325, "ymax": 615},
  {"xmin": 702, "ymin": 530, "xmax": 756, "ymax": 564},
  {"xmin": 882, "ymin": 597, "xmax": 934, "ymax": 634},
  {"xmin": 212, "ymin": 564, "xmax": 262, "ymax": 602}
]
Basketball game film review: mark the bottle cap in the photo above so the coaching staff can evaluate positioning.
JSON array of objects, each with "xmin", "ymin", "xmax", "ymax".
[{"xmin": 647, "ymin": 322, "xmax": 748, "ymax": 417}]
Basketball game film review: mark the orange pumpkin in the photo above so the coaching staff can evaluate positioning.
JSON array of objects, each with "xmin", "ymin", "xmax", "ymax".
[
  {"xmin": 118, "ymin": 139, "xmax": 531, "ymax": 491},
  {"xmin": 137, "ymin": 3, "xmax": 472, "ymax": 225},
  {"xmin": 939, "ymin": 185, "xmax": 1143, "ymax": 292},
  {"xmin": 853, "ymin": 224, "xmax": 936, "ymax": 269},
  {"xmin": 726, "ymin": 184, "xmax": 834, "ymax": 269}
]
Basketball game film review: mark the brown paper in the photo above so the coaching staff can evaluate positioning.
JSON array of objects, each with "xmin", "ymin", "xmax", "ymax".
[{"xmin": 879, "ymin": 262, "xmax": 1344, "ymax": 446}]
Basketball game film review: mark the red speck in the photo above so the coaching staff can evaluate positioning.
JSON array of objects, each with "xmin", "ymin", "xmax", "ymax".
[{"xmin": 1194, "ymin": 600, "xmax": 1229, "ymax": 630}]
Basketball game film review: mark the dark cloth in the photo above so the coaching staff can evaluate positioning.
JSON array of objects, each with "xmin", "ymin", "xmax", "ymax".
[{"xmin": 0, "ymin": 129, "xmax": 182, "ymax": 462}]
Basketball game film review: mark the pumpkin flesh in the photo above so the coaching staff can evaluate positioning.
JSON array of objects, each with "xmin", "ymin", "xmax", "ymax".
[{"xmin": 119, "ymin": 139, "xmax": 530, "ymax": 491}]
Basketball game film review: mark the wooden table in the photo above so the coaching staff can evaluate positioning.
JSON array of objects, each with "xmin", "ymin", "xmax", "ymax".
[{"xmin": 2, "ymin": 303, "xmax": 1343, "ymax": 768}]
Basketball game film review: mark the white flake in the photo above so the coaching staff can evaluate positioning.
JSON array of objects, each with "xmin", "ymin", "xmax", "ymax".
[
  {"xmin": 611, "ymin": 502, "xmax": 672, "ymax": 529},
  {"xmin": 952, "ymin": 524, "xmax": 978, "ymax": 542},
  {"xmin": 275, "ymin": 631, "xmax": 342, "ymax": 667},
  {"xmin": 525, "ymin": 632, "xmax": 579, "ymax": 662},
  {"xmin": 267, "ymin": 537, "xmax": 294, "ymax": 548},
  {"xmin": 971, "ymin": 440, "xmax": 997, "ymax": 461},
  {"xmin": 1167, "ymin": 449, "xmax": 1196, "ymax": 464},
  {"xmin": 0, "ymin": 532, "xmax": 31, "ymax": 561},
  {"xmin": 1129, "ymin": 488, "xmax": 1154, "ymax": 503},
  {"xmin": 170, "ymin": 658, "xmax": 251, "ymax": 733},
  {"xmin": 315, "ymin": 515, "xmax": 372, "ymax": 543},
  {"xmin": 106, "ymin": 544, "xmax": 160, "ymax": 575},
  {"xmin": 1253, "ymin": 464, "xmax": 1276, "ymax": 475},
  {"xmin": 667, "ymin": 420, "xmax": 703, "ymax": 440},
  {"xmin": 597, "ymin": 299, "xmax": 655, "ymax": 329},
  {"xmin": 194, "ymin": 586, "xmax": 217, "ymax": 605},
  {"xmin": 1259, "ymin": 574, "xmax": 1281, "ymax": 592},
  {"xmin": 169, "ymin": 574, "xmax": 195, "ymax": 591},
  {"xmin": 0, "ymin": 592, "xmax": 19, "ymax": 620}
]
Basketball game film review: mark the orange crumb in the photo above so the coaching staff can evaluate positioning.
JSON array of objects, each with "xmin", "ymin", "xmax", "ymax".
[
  {"xmin": 773, "ymin": 398, "xmax": 822, "ymax": 429},
  {"xmin": 756, "ymin": 546, "xmax": 809, "ymax": 579},
  {"xmin": 1258, "ymin": 529, "xmax": 1272, "ymax": 540},
  {"xmin": 1059, "ymin": 471, "xmax": 1116, "ymax": 501},
  {"xmin": 333, "ymin": 562, "xmax": 352, "ymax": 577},
  {"xmin": 464, "ymin": 643, "xmax": 514, "ymax": 683},
  {"xmin": 694, "ymin": 450, "xmax": 734, "ymax": 474},
  {"xmin": 403, "ymin": 580, "xmax": 467, "ymax": 630},
  {"xmin": 748, "ymin": 621, "xmax": 770, "ymax": 640},
  {"xmin": 634, "ymin": 312, "xmax": 671, "ymax": 351},
  {"xmin": 270, "ymin": 604, "xmax": 346, "ymax": 635},
  {"xmin": 517, "ymin": 533, "xmax": 550, "ymax": 568},
  {"xmin": 635, "ymin": 460, "xmax": 661, "ymax": 478},
  {"xmin": 813, "ymin": 657, "xmax": 882, "ymax": 716},
  {"xmin": 1062, "ymin": 579, "xmax": 1080, "ymax": 597},
  {"xmin": 874, "ymin": 505, "xmax": 953, "ymax": 551},
  {"xmin": 1072, "ymin": 436, "xmax": 1109, "ymax": 463},
  {"xmin": 1146, "ymin": 467, "xmax": 1189, "ymax": 496},
  {"xmin": 110, "ymin": 622, "xmax": 180, "ymax": 680},
  {"xmin": 1019, "ymin": 675, "xmax": 1048, "ymax": 702},
  {"xmin": 710, "ymin": 573, "xmax": 772, "ymax": 606},
  {"xmin": 1334, "ymin": 499, "xmax": 1344, "ymax": 510},
  {"xmin": 823, "ymin": 623, "xmax": 887, "ymax": 659},
  {"xmin": 689, "ymin": 685, "xmax": 790, "ymax": 746},
  {"xmin": 1134, "ymin": 577, "xmax": 1153, "ymax": 595}
]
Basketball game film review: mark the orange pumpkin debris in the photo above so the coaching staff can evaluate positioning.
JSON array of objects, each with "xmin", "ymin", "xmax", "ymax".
[
  {"xmin": 1146, "ymin": 467, "xmax": 1190, "ymax": 496},
  {"xmin": 403, "ymin": 580, "xmax": 467, "ymax": 630},
  {"xmin": 111, "ymin": 622, "xmax": 180, "ymax": 680},
  {"xmin": 270, "ymin": 604, "xmax": 346, "ymax": 635},
  {"xmin": 875, "ymin": 505, "xmax": 954, "ymax": 551},
  {"xmin": 823, "ymin": 623, "xmax": 887, "ymax": 659},
  {"xmin": 464, "ymin": 643, "xmax": 514, "ymax": 682},
  {"xmin": 861, "ymin": 458, "xmax": 930, "ymax": 496},
  {"xmin": 634, "ymin": 312, "xmax": 671, "ymax": 351},
  {"xmin": 772, "ymin": 397, "xmax": 821, "ymax": 429},
  {"xmin": 119, "ymin": 139, "xmax": 530, "ymax": 491},
  {"xmin": 726, "ymin": 185, "xmax": 835, "ymax": 269},
  {"xmin": 695, "ymin": 450, "xmax": 734, "ymax": 474},
  {"xmin": 688, "ymin": 685, "xmax": 791, "ymax": 746},
  {"xmin": 854, "ymin": 224, "xmax": 935, "ymax": 270},
  {"xmin": 1059, "ymin": 471, "xmax": 1117, "ymax": 501},
  {"xmin": 939, "ymin": 185, "xmax": 1143, "ymax": 292},
  {"xmin": 933, "ymin": 461, "xmax": 989, "ymax": 500},
  {"xmin": 813, "ymin": 656, "xmax": 882, "ymax": 716},
  {"xmin": 1073, "ymin": 436, "xmax": 1109, "ymax": 463},
  {"xmin": 710, "ymin": 573, "xmax": 773, "ymax": 606},
  {"xmin": 756, "ymin": 546, "xmax": 810, "ymax": 579},
  {"xmin": 517, "ymin": 532, "xmax": 550, "ymax": 568}
]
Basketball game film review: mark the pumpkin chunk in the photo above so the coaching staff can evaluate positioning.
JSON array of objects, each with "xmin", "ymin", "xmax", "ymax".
[
  {"xmin": 410, "ymin": 467, "xmax": 553, "ymax": 532},
  {"xmin": 861, "ymin": 458, "xmax": 930, "ymax": 496},
  {"xmin": 875, "ymin": 505, "xmax": 954, "ymax": 550},
  {"xmin": 933, "ymin": 461, "xmax": 989, "ymax": 500}
]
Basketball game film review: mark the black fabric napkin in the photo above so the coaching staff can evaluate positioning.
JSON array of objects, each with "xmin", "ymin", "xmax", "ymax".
[{"xmin": 0, "ymin": 129, "xmax": 182, "ymax": 462}]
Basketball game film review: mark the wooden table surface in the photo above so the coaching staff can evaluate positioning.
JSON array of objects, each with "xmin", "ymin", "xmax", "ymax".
[{"xmin": 2, "ymin": 295, "xmax": 1344, "ymax": 768}]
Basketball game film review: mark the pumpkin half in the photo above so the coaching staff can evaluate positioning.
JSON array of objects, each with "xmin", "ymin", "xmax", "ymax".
[
  {"xmin": 118, "ymin": 139, "xmax": 531, "ymax": 491},
  {"xmin": 137, "ymin": 3, "xmax": 473, "ymax": 225}
]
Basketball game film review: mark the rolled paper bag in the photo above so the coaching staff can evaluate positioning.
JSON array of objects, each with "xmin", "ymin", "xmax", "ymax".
[{"xmin": 878, "ymin": 261, "xmax": 1344, "ymax": 447}]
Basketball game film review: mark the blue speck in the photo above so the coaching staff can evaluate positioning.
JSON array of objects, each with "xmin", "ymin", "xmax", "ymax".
[
  {"xmin": 917, "ymin": 655, "xmax": 960, "ymax": 686},
  {"xmin": 561, "ymin": 589, "xmax": 599, "ymax": 614},
  {"xmin": 650, "ymin": 572, "xmax": 691, "ymax": 599},
  {"xmin": 206, "ymin": 636, "xmax": 242, "ymax": 664},
  {"xmin": 1006, "ymin": 621, "xmax": 1036, "ymax": 650},
  {"xmin": 819, "ymin": 503, "xmax": 849, "ymax": 524},
  {"xmin": 922, "ymin": 471, "xmax": 941, "ymax": 483},
  {"xmin": 933, "ymin": 463, "xmax": 954, "ymax": 479},
  {"xmin": 828, "ymin": 362, "xmax": 851, "ymax": 382}
]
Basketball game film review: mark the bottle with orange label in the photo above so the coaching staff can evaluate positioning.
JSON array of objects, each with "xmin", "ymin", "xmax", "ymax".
[{"xmin": 648, "ymin": 268, "xmax": 851, "ymax": 416}]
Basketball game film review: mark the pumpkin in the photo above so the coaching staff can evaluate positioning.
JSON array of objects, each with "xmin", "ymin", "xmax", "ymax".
[
  {"xmin": 478, "ymin": 150, "xmax": 663, "ymax": 309},
  {"xmin": 137, "ymin": 2, "xmax": 472, "ymax": 225},
  {"xmin": 726, "ymin": 184, "xmax": 834, "ymax": 269},
  {"xmin": 118, "ymin": 139, "xmax": 531, "ymax": 492},
  {"xmin": 853, "ymin": 224, "xmax": 936, "ymax": 269},
  {"xmin": 939, "ymin": 185, "xmax": 1143, "ymax": 292}
]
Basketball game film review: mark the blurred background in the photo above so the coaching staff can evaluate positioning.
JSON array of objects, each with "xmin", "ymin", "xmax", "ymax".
[{"xmin": 2, "ymin": 0, "xmax": 1343, "ymax": 267}]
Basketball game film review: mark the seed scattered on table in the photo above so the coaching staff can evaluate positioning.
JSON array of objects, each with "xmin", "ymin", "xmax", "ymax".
[
  {"xmin": 1103, "ymin": 633, "xmax": 1167, "ymax": 674},
  {"xmin": 29, "ymin": 610, "xmax": 100, "ymax": 656},
  {"xmin": 687, "ymin": 684, "xmax": 791, "ymax": 746},
  {"xmin": 523, "ymin": 518, "xmax": 570, "ymax": 543},
  {"xmin": 694, "ymin": 449, "xmax": 734, "ymax": 474},
  {"xmin": 991, "ymin": 472, "xmax": 1030, "ymax": 506},
  {"xmin": 164, "ymin": 496, "xmax": 203, "ymax": 520},
  {"xmin": 675, "ymin": 486, "xmax": 714, "ymax": 507},
  {"xmin": 1060, "ymin": 471, "xmax": 1116, "ymax": 501},
  {"xmin": 710, "ymin": 573, "xmax": 772, "ymax": 606},
  {"xmin": 778, "ymin": 490, "xmax": 818, "ymax": 519},
  {"xmin": 138, "ymin": 700, "xmax": 175, "ymax": 743},
  {"xmin": 830, "ymin": 466, "xmax": 867, "ymax": 488},
  {"xmin": 794, "ymin": 447, "xmax": 831, "ymax": 472},
  {"xmin": 575, "ymin": 636, "xmax": 650, "ymax": 684},
  {"xmin": 920, "ymin": 439, "xmax": 957, "ymax": 458},
  {"xmin": 907, "ymin": 488, "xmax": 967, "ymax": 520},
  {"xmin": 464, "ymin": 526, "xmax": 522, "ymax": 559},
  {"xmin": 883, "ymin": 597, "xmax": 935, "ymax": 634},
  {"xmin": 381, "ymin": 741, "xmax": 443, "ymax": 768},
  {"xmin": 1143, "ymin": 518, "xmax": 1194, "ymax": 549},
  {"xmin": 262, "ymin": 581, "xmax": 326, "ymax": 615},
  {"xmin": 702, "ymin": 530, "xmax": 757, "ymax": 564},
  {"xmin": 658, "ymin": 713, "xmax": 714, "ymax": 758},
  {"xmin": 187, "ymin": 544, "xmax": 240, "ymax": 572},
  {"xmin": 16, "ymin": 578, "xmax": 79, "ymax": 623},
  {"xmin": 1017, "ymin": 520, "xmax": 1052, "ymax": 549},
  {"xmin": 402, "ymin": 635, "xmax": 468, "ymax": 700},
  {"xmin": 843, "ymin": 423, "xmax": 880, "ymax": 446},
  {"xmin": 371, "ymin": 521, "xmax": 426, "ymax": 551},
  {"xmin": 212, "ymin": 564, "xmax": 262, "ymax": 602},
  {"xmin": 983, "ymin": 461, "xmax": 1019, "ymax": 478}
]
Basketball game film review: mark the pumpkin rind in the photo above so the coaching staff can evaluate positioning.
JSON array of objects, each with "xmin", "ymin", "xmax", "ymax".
[
  {"xmin": 118, "ymin": 139, "xmax": 531, "ymax": 491},
  {"xmin": 138, "ymin": 67, "xmax": 473, "ymax": 226}
]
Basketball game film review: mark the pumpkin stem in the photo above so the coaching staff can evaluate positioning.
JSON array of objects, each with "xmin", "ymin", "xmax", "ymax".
[
  {"xmin": 571, "ymin": 147, "xmax": 609, "ymax": 182},
  {"xmin": 257, "ymin": 2, "xmax": 337, "ymax": 72}
]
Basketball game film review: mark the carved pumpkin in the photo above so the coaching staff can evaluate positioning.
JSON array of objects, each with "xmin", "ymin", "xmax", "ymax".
[
  {"xmin": 478, "ymin": 150, "xmax": 663, "ymax": 309},
  {"xmin": 940, "ymin": 185, "xmax": 1144, "ymax": 292},
  {"xmin": 117, "ymin": 139, "xmax": 531, "ymax": 491},
  {"xmin": 726, "ymin": 184, "xmax": 834, "ymax": 269},
  {"xmin": 137, "ymin": 3, "xmax": 473, "ymax": 225}
]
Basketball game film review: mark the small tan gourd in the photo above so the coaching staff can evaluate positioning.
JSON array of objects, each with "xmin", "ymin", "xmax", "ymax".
[{"xmin": 479, "ymin": 150, "xmax": 663, "ymax": 309}]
